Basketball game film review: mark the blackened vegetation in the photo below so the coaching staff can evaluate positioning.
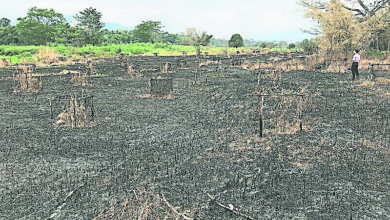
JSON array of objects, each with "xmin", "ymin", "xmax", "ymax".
[
  {"xmin": 0, "ymin": 53, "xmax": 389, "ymax": 219},
  {"xmin": 231, "ymin": 55, "xmax": 245, "ymax": 67},
  {"xmin": 177, "ymin": 59, "xmax": 187, "ymax": 69},
  {"xmin": 13, "ymin": 64, "xmax": 42, "ymax": 93},
  {"xmin": 49, "ymin": 94, "xmax": 95, "ymax": 128},
  {"xmin": 161, "ymin": 62, "xmax": 174, "ymax": 73},
  {"xmin": 150, "ymin": 78, "xmax": 173, "ymax": 97}
]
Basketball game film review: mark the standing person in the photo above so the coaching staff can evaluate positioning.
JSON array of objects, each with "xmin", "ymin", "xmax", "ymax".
[{"xmin": 351, "ymin": 49, "xmax": 360, "ymax": 80}]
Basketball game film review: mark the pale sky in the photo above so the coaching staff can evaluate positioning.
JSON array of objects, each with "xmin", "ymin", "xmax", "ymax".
[{"xmin": 0, "ymin": 0, "xmax": 314, "ymax": 42}]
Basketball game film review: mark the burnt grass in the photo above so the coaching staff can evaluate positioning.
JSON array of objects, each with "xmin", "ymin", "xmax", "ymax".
[{"xmin": 1, "ymin": 58, "xmax": 390, "ymax": 219}]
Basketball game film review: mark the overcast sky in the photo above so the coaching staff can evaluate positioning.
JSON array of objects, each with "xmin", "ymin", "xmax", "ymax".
[{"xmin": 1, "ymin": 0, "xmax": 314, "ymax": 42}]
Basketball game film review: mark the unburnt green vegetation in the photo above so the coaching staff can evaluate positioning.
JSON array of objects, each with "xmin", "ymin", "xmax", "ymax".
[{"xmin": 0, "ymin": 44, "xmax": 303, "ymax": 65}]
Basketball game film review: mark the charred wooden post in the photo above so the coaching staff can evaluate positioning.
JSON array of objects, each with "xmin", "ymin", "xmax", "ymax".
[
  {"xmin": 369, "ymin": 63, "xmax": 375, "ymax": 79},
  {"xmin": 87, "ymin": 60, "xmax": 93, "ymax": 75},
  {"xmin": 72, "ymin": 95, "xmax": 77, "ymax": 128},
  {"xmin": 299, "ymin": 96, "xmax": 304, "ymax": 132},
  {"xmin": 90, "ymin": 96, "xmax": 95, "ymax": 117},
  {"xmin": 257, "ymin": 93, "xmax": 305, "ymax": 137},
  {"xmin": 257, "ymin": 70, "xmax": 263, "ymax": 91},
  {"xmin": 177, "ymin": 59, "xmax": 187, "ymax": 69},
  {"xmin": 49, "ymin": 98, "xmax": 53, "ymax": 119},
  {"xmin": 49, "ymin": 94, "xmax": 95, "ymax": 125},
  {"xmin": 119, "ymin": 54, "xmax": 126, "ymax": 67},
  {"xmin": 196, "ymin": 48, "xmax": 201, "ymax": 59},
  {"xmin": 259, "ymin": 96, "xmax": 264, "ymax": 137},
  {"xmin": 194, "ymin": 70, "xmax": 198, "ymax": 83}
]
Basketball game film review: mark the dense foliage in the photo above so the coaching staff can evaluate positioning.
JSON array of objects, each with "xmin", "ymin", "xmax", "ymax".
[
  {"xmin": 302, "ymin": 0, "xmax": 390, "ymax": 57},
  {"xmin": 228, "ymin": 33, "xmax": 244, "ymax": 48},
  {"xmin": 75, "ymin": 7, "xmax": 105, "ymax": 45},
  {"xmin": 15, "ymin": 7, "xmax": 68, "ymax": 45},
  {"xmin": 133, "ymin": 21, "xmax": 162, "ymax": 43}
]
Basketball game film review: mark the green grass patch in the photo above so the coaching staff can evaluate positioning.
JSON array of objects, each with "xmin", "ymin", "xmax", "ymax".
[{"xmin": 0, "ymin": 43, "xmax": 302, "ymax": 65}]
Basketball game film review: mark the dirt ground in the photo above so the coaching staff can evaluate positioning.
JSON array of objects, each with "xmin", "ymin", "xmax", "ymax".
[{"xmin": 0, "ymin": 59, "xmax": 389, "ymax": 219}]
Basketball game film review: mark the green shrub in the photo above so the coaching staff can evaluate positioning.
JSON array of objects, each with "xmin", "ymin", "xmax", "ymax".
[{"xmin": 366, "ymin": 49, "xmax": 384, "ymax": 57}]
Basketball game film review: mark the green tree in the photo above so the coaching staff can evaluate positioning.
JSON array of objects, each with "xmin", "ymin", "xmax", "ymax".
[
  {"xmin": 0, "ymin": 18, "xmax": 11, "ymax": 27},
  {"xmin": 15, "ymin": 7, "xmax": 68, "ymax": 45},
  {"xmin": 0, "ymin": 26, "xmax": 19, "ymax": 45},
  {"xmin": 133, "ymin": 21, "xmax": 163, "ymax": 43},
  {"xmin": 288, "ymin": 43, "xmax": 296, "ymax": 49},
  {"xmin": 298, "ymin": 39, "xmax": 318, "ymax": 55},
  {"xmin": 259, "ymin": 41, "xmax": 267, "ymax": 48},
  {"xmin": 75, "ymin": 7, "xmax": 105, "ymax": 45},
  {"xmin": 243, "ymin": 39, "xmax": 260, "ymax": 47},
  {"xmin": 210, "ymin": 38, "xmax": 228, "ymax": 47},
  {"xmin": 161, "ymin": 32, "xmax": 178, "ymax": 44},
  {"xmin": 0, "ymin": 18, "xmax": 18, "ymax": 45},
  {"xmin": 66, "ymin": 26, "xmax": 87, "ymax": 46},
  {"xmin": 101, "ymin": 29, "xmax": 134, "ymax": 44},
  {"xmin": 277, "ymin": 41, "xmax": 288, "ymax": 48},
  {"xmin": 228, "ymin": 33, "xmax": 244, "ymax": 48},
  {"xmin": 266, "ymin": 42, "xmax": 276, "ymax": 49}
]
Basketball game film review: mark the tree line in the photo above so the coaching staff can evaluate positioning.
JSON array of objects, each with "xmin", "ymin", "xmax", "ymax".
[
  {"xmin": 2, "ymin": 3, "xmax": 383, "ymax": 55},
  {"xmin": 0, "ymin": 7, "xmax": 212, "ymax": 47},
  {"xmin": 0, "ymin": 6, "xmax": 312, "ymax": 50},
  {"xmin": 0, "ymin": 7, "xmax": 251, "ymax": 49}
]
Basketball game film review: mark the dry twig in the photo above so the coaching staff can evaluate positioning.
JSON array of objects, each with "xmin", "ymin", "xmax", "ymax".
[
  {"xmin": 161, "ymin": 194, "xmax": 193, "ymax": 220},
  {"xmin": 207, "ymin": 193, "xmax": 255, "ymax": 220}
]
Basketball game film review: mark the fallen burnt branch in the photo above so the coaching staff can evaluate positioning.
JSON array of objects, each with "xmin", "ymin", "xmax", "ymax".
[
  {"xmin": 162, "ymin": 194, "xmax": 193, "ymax": 220},
  {"xmin": 207, "ymin": 193, "xmax": 255, "ymax": 220},
  {"xmin": 49, "ymin": 183, "xmax": 86, "ymax": 219}
]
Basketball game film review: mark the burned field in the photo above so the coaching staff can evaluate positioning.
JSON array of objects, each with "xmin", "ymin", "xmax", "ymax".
[{"xmin": 0, "ymin": 55, "xmax": 389, "ymax": 219}]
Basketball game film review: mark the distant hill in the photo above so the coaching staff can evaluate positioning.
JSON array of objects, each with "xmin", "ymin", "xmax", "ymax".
[{"xmin": 64, "ymin": 15, "xmax": 133, "ymax": 31}]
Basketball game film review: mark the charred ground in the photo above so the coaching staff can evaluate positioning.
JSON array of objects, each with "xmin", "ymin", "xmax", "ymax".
[{"xmin": 0, "ymin": 55, "xmax": 389, "ymax": 219}]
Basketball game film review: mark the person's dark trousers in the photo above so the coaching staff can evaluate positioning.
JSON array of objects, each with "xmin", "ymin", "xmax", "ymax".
[{"xmin": 351, "ymin": 62, "xmax": 359, "ymax": 80}]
